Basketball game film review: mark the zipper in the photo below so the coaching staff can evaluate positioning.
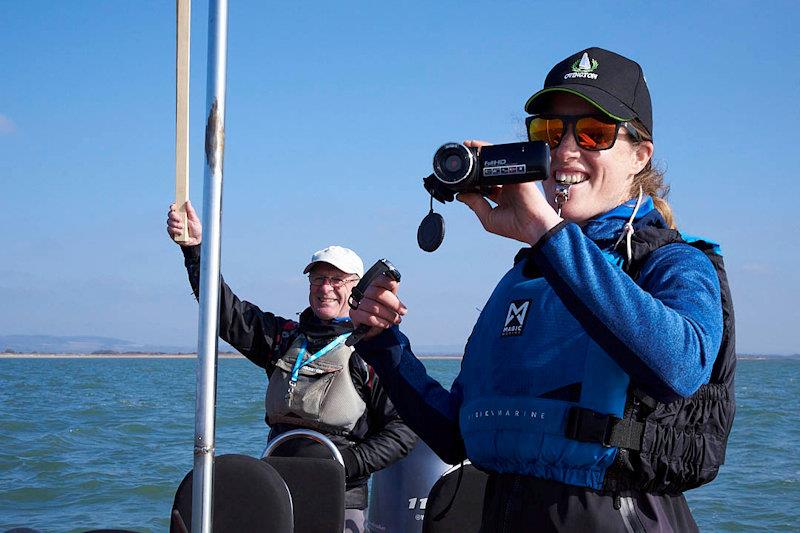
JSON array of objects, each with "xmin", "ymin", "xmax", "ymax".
[
  {"xmin": 619, "ymin": 495, "xmax": 647, "ymax": 533},
  {"xmin": 501, "ymin": 475, "xmax": 522, "ymax": 532}
]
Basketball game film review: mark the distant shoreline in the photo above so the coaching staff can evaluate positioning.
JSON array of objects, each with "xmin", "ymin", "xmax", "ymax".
[
  {"xmin": 1, "ymin": 353, "xmax": 796, "ymax": 361},
  {"xmin": 0, "ymin": 352, "xmax": 464, "ymax": 360},
  {"xmin": 0, "ymin": 353, "xmax": 239, "ymax": 359}
]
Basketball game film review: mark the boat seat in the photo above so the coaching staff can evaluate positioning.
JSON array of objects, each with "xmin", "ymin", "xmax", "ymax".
[
  {"xmin": 262, "ymin": 456, "xmax": 345, "ymax": 533},
  {"xmin": 422, "ymin": 463, "xmax": 488, "ymax": 533},
  {"xmin": 262, "ymin": 430, "xmax": 346, "ymax": 533},
  {"xmin": 170, "ymin": 453, "xmax": 293, "ymax": 533}
]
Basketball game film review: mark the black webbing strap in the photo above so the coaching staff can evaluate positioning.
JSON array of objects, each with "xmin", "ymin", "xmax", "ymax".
[
  {"xmin": 565, "ymin": 406, "xmax": 645, "ymax": 451},
  {"xmin": 632, "ymin": 388, "xmax": 659, "ymax": 410}
]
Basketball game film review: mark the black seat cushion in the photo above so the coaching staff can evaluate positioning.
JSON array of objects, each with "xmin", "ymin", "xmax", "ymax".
[
  {"xmin": 422, "ymin": 464, "xmax": 488, "ymax": 533},
  {"xmin": 171, "ymin": 454, "xmax": 293, "ymax": 533},
  {"xmin": 263, "ymin": 456, "xmax": 345, "ymax": 533}
]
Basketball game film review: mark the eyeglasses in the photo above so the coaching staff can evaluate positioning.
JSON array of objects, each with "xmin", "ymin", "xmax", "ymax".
[
  {"xmin": 308, "ymin": 275, "xmax": 358, "ymax": 288},
  {"xmin": 526, "ymin": 114, "xmax": 641, "ymax": 151}
]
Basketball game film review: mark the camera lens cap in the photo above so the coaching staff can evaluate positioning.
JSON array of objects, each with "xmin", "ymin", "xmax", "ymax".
[{"xmin": 417, "ymin": 211, "xmax": 445, "ymax": 252}]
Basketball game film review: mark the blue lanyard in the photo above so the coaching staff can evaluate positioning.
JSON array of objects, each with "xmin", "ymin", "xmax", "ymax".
[{"xmin": 289, "ymin": 333, "xmax": 352, "ymax": 385}]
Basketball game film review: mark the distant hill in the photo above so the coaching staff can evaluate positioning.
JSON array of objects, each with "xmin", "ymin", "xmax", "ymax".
[
  {"xmin": 414, "ymin": 344, "xmax": 464, "ymax": 357},
  {"xmin": 738, "ymin": 353, "xmax": 800, "ymax": 360},
  {"xmin": 0, "ymin": 334, "xmax": 234, "ymax": 354},
  {"xmin": 5, "ymin": 335, "xmax": 791, "ymax": 358}
]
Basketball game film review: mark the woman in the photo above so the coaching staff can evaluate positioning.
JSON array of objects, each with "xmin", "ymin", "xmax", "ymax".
[{"xmin": 351, "ymin": 47, "xmax": 732, "ymax": 532}]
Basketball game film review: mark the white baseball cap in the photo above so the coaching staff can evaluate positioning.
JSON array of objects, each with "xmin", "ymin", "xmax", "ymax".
[{"xmin": 303, "ymin": 245, "xmax": 364, "ymax": 278}]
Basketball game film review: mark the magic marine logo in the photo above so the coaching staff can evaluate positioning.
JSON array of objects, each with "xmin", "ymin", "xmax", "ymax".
[
  {"xmin": 501, "ymin": 299, "xmax": 531, "ymax": 337},
  {"xmin": 565, "ymin": 52, "xmax": 599, "ymax": 80}
]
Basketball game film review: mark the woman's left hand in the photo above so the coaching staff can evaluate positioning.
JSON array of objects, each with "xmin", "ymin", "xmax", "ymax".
[
  {"xmin": 457, "ymin": 140, "xmax": 563, "ymax": 246},
  {"xmin": 349, "ymin": 274, "xmax": 407, "ymax": 341}
]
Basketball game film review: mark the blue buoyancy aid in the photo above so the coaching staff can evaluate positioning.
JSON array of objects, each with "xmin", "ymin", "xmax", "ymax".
[
  {"xmin": 457, "ymin": 197, "xmax": 671, "ymax": 491},
  {"xmin": 459, "ymin": 253, "xmax": 637, "ymax": 489}
]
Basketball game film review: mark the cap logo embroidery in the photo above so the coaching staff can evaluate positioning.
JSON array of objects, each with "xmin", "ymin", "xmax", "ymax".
[{"xmin": 565, "ymin": 52, "xmax": 599, "ymax": 80}]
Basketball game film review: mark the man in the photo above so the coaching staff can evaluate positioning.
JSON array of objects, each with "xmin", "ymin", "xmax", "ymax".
[{"xmin": 167, "ymin": 201, "xmax": 417, "ymax": 532}]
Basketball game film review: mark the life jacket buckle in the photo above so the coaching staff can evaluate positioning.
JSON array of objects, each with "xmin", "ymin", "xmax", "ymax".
[
  {"xmin": 565, "ymin": 406, "xmax": 619, "ymax": 448},
  {"xmin": 285, "ymin": 379, "xmax": 297, "ymax": 403}
]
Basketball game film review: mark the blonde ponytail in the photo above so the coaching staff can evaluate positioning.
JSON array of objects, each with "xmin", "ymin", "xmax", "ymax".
[{"xmin": 629, "ymin": 121, "xmax": 676, "ymax": 229}]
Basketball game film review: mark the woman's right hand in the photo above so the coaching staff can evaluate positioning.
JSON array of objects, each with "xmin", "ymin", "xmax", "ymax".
[
  {"xmin": 167, "ymin": 201, "xmax": 203, "ymax": 246},
  {"xmin": 456, "ymin": 139, "xmax": 562, "ymax": 246}
]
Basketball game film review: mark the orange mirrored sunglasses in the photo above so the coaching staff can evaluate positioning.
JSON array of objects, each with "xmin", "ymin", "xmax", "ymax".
[{"xmin": 526, "ymin": 114, "xmax": 641, "ymax": 151}]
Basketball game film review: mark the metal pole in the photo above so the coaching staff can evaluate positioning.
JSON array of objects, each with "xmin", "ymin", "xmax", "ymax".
[{"xmin": 192, "ymin": 0, "xmax": 228, "ymax": 532}]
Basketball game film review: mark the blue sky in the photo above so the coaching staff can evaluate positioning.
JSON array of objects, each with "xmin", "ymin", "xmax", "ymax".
[{"xmin": 1, "ymin": 1, "xmax": 798, "ymax": 354}]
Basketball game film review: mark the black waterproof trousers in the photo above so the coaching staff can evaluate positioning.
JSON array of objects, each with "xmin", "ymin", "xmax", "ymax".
[{"xmin": 480, "ymin": 473, "xmax": 698, "ymax": 533}]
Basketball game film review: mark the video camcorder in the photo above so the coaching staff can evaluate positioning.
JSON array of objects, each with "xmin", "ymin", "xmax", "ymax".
[
  {"xmin": 418, "ymin": 140, "xmax": 550, "ymax": 252},
  {"xmin": 427, "ymin": 141, "xmax": 550, "ymax": 199}
]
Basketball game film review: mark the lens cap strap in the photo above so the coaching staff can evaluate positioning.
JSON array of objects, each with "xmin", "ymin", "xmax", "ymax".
[{"xmin": 423, "ymin": 173, "xmax": 456, "ymax": 204}]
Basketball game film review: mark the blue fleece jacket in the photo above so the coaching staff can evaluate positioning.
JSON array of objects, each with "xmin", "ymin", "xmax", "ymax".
[{"xmin": 357, "ymin": 198, "xmax": 723, "ymax": 473}]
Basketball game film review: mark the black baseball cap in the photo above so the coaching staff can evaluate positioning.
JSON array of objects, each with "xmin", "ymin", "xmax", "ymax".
[{"xmin": 525, "ymin": 47, "xmax": 653, "ymax": 137}]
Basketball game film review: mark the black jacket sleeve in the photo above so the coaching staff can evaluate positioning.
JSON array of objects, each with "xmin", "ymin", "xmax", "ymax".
[
  {"xmin": 182, "ymin": 244, "xmax": 287, "ymax": 369},
  {"xmin": 340, "ymin": 354, "xmax": 418, "ymax": 481}
]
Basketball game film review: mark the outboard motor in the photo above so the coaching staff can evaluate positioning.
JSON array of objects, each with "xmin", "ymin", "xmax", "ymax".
[{"xmin": 366, "ymin": 441, "xmax": 451, "ymax": 532}]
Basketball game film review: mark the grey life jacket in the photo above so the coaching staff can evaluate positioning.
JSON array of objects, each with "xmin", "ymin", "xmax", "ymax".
[{"xmin": 265, "ymin": 334, "xmax": 367, "ymax": 436}]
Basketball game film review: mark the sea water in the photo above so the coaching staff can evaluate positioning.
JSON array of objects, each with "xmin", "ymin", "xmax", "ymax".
[{"xmin": 0, "ymin": 357, "xmax": 798, "ymax": 532}]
